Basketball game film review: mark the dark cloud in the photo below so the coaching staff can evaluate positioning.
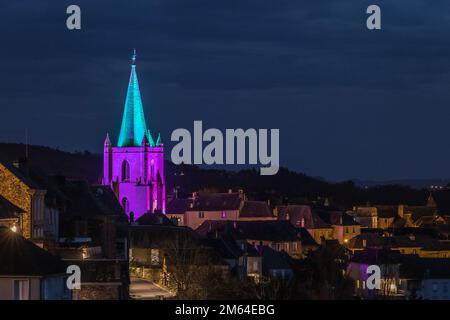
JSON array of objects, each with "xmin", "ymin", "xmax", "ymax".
[{"xmin": 1, "ymin": 0, "xmax": 450, "ymax": 180}]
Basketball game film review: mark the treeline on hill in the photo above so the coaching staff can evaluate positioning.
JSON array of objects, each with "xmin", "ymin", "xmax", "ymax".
[{"xmin": 0, "ymin": 143, "xmax": 431, "ymax": 209}]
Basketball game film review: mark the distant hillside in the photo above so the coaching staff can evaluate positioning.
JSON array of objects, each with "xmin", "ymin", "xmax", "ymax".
[
  {"xmin": 354, "ymin": 179, "xmax": 450, "ymax": 190},
  {"xmin": 0, "ymin": 143, "xmax": 102, "ymax": 184},
  {"xmin": 0, "ymin": 143, "xmax": 432, "ymax": 208}
]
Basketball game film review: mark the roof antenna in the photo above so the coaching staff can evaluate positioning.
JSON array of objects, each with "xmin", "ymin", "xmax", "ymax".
[{"xmin": 25, "ymin": 128, "xmax": 29, "ymax": 159}]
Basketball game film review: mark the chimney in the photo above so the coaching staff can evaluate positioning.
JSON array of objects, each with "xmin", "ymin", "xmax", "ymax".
[
  {"xmin": 238, "ymin": 189, "xmax": 246, "ymax": 200},
  {"xmin": 129, "ymin": 212, "xmax": 135, "ymax": 224},
  {"xmin": 191, "ymin": 191, "xmax": 198, "ymax": 203}
]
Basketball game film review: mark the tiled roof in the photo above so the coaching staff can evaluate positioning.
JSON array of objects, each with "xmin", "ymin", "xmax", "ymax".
[
  {"xmin": 261, "ymin": 246, "xmax": 292, "ymax": 271},
  {"xmin": 203, "ymin": 236, "xmax": 243, "ymax": 260},
  {"xmin": 375, "ymin": 206, "xmax": 398, "ymax": 218},
  {"xmin": 136, "ymin": 212, "xmax": 174, "ymax": 226},
  {"xmin": 406, "ymin": 206, "xmax": 437, "ymax": 222},
  {"xmin": 190, "ymin": 192, "xmax": 241, "ymax": 211},
  {"xmin": 196, "ymin": 220, "xmax": 300, "ymax": 242},
  {"xmin": 166, "ymin": 198, "xmax": 192, "ymax": 214},
  {"xmin": 351, "ymin": 248, "xmax": 403, "ymax": 264},
  {"xmin": 317, "ymin": 210, "xmax": 359, "ymax": 226},
  {"xmin": 347, "ymin": 232, "xmax": 387, "ymax": 249},
  {"xmin": 296, "ymin": 227, "xmax": 318, "ymax": 246},
  {"xmin": 129, "ymin": 225, "xmax": 199, "ymax": 248},
  {"xmin": 277, "ymin": 205, "xmax": 331, "ymax": 229},
  {"xmin": 400, "ymin": 256, "xmax": 450, "ymax": 279},
  {"xmin": 240, "ymin": 201, "xmax": 272, "ymax": 218},
  {"xmin": 0, "ymin": 161, "xmax": 41, "ymax": 189},
  {"xmin": 58, "ymin": 181, "xmax": 124, "ymax": 217},
  {"xmin": 0, "ymin": 226, "xmax": 67, "ymax": 276}
]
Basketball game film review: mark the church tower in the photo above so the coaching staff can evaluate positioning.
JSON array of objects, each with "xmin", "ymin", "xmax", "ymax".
[{"xmin": 103, "ymin": 50, "xmax": 165, "ymax": 219}]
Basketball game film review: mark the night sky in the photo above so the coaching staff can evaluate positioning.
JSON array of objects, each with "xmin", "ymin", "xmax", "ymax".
[{"xmin": 1, "ymin": 1, "xmax": 450, "ymax": 181}]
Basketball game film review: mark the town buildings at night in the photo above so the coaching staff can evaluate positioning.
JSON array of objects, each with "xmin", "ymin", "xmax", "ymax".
[{"xmin": 2, "ymin": 52, "xmax": 450, "ymax": 300}]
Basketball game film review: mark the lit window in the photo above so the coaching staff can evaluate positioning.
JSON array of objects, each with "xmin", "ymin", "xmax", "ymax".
[
  {"xmin": 199, "ymin": 211, "xmax": 204, "ymax": 219},
  {"xmin": 221, "ymin": 211, "xmax": 226, "ymax": 219}
]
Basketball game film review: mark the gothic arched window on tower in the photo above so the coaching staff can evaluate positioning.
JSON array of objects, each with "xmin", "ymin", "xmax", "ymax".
[
  {"xmin": 122, "ymin": 160, "xmax": 130, "ymax": 182},
  {"xmin": 122, "ymin": 197, "xmax": 129, "ymax": 213}
]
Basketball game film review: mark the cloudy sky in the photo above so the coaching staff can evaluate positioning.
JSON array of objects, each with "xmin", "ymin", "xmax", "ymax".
[{"xmin": 1, "ymin": 1, "xmax": 450, "ymax": 180}]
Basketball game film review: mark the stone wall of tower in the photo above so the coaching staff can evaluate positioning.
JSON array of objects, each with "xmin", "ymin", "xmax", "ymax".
[{"xmin": 104, "ymin": 145, "xmax": 165, "ymax": 219}]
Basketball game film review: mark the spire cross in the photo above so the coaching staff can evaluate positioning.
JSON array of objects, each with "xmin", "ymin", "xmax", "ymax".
[{"xmin": 132, "ymin": 49, "xmax": 137, "ymax": 65}]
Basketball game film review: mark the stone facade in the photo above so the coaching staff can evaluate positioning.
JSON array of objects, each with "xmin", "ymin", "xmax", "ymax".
[{"xmin": 0, "ymin": 162, "xmax": 35, "ymax": 238}]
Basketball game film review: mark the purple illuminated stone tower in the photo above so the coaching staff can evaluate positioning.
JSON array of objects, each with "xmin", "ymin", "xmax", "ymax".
[{"xmin": 103, "ymin": 51, "xmax": 165, "ymax": 219}]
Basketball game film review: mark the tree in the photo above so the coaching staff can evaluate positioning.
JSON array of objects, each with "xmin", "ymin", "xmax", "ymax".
[
  {"xmin": 162, "ymin": 232, "xmax": 253, "ymax": 299},
  {"xmin": 301, "ymin": 241, "xmax": 354, "ymax": 299}
]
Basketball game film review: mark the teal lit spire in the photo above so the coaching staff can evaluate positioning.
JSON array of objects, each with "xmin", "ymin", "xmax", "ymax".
[{"xmin": 117, "ymin": 50, "xmax": 153, "ymax": 147}]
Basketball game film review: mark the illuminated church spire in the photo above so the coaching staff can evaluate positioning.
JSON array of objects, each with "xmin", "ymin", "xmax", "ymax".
[{"xmin": 117, "ymin": 49, "xmax": 152, "ymax": 147}]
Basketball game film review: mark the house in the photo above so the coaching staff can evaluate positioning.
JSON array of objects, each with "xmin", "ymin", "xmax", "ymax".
[
  {"xmin": 239, "ymin": 200, "xmax": 274, "ymax": 221},
  {"xmin": 50, "ymin": 182, "xmax": 130, "ymax": 300},
  {"xmin": 0, "ymin": 226, "xmax": 70, "ymax": 300},
  {"xmin": 277, "ymin": 205, "xmax": 334, "ymax": 244},
  {"xmin": 375, "ymin": 206, "xmax": 399, "ymax": 229},
  {"xmin": 346, "ymin": 228, "xmax": 450, "ymax": 258},
  {"xmin": 260, "ymin": 245, "xmax": 293, "ymax": 280},
  {"xmin": 296, "ymin": 227, "xmax": 319, "ymax": 253},
  {"xmin": 196, "ymin": 220, "xmax": 303, "ymax": 258},
  {"xmin": 316, "ymin": 210, "xmax": 361, "ymax": 244},
  {"xmin": 0, "ymin": 158, "xmax": 130, "ymax": 299},
  {"xmin": 54, "ymin": 181, "xmax": 128, "ymax": 260},
  {"xmin": 204, "ymin": 236, "xmax": 262, "ymax": 281},
  {"xmin": 185, "ymin": 191, "xmax": 242, "ymax": 229},
  {"xmin": 0, "ymin": 160, "xmax": 60, "ymax": 243},
  {"xmin": 69, "ymin": 259, "xmax": 129, "ymax": 300},
  {"xmin": 347, "ymin": 248, "xmax": 403, "ymax": 299},
  {"xmin": 129, "ymin": 223, "xmax": 229, "ymax": 292},
  {"xmin": 165, "ymin": 198, "xmax": 192, "ymax": 226},
  {"xmin": 183, "ymin": 190, "xmax": 274, "ymax": 229},
  {"xmin": 399, "ymin": 256, "xmax": 450, "ymax": 300},
  {"xmin": 349, "ymin": 206, "xmax": 378, "ymax": 228}
]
